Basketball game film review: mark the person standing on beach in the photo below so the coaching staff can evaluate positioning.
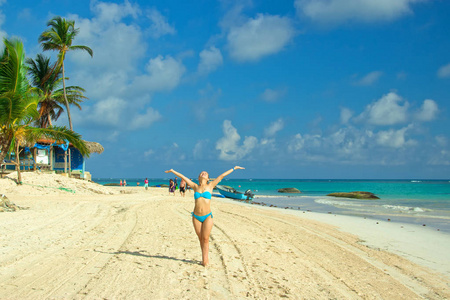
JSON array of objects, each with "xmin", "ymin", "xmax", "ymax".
[
  {"xmin": 119, "ymin": 179, "xmax": 122, "ymax": 186},
  {"xmin": 169, "ymin": 179, "xmax": 175, "ymax": 195},
  {"xmin": 144, "ymin": 178, "xmax": 149, "ymax": 190},
  {"xmin": 180, "ymin": 179, "xmax": 186, "ymax": 197},
  {"xmin": 165, "ymin": 166, "xmax": 245, "ymax": 266}
]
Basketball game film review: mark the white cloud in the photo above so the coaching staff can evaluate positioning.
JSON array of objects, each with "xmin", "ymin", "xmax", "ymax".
[
  {"xmin": 354, "ymin": 71, "xmax": 383, "ymax": 86},
  {"xmin": 85, "ymin": 97, "xmax": 126, "ymax": 127},
  {"xmin": 216, "ymin": 120, "xmax": 258, "ymax": 161},
  {"xmin": 156, "ymin": 142, "xmax": 186, "ymax": 163},
  {"xmin": 437, "ymin": 63, "xmax": 450, "ymax": 78},
  {"xmin": 286, "ymin": 124, "xmax": 421, "ymax": 165},
  {"xmin": 68, "ymin": 1, "xmax": 146, "ymax": 77},
  {"xmin": 260, "ymin": 88, "xmax": 286, "ymax": 102},
  {"xmin": 226, "ymin": 14, "xmax": 295, "ymax": 62},
  {"xmin": 288, "ymin": 133, "xmax": 305, "ymax": 152},
  {"xmin": 415, "ymin": 99, "xmax": 438, "ymax": 121},
  {"xmin": 264, "ymin": 118, "xmax": 284, "ymax": 137},
  {"xmin": 193, "ymin": 139, "xmax": 216, "ymax": 160},
  {"xmin": 193, "ymin": 85, "xmax": 221, "ymax": 122},
  {"xmin": 90, "ymin": 0, "xmax": 140, "ymax": 23},
  {"xmin": 0, "ymin": 3, "xmax": 7, "ymax": 42},
  {"xmin": 340, "ymin": 107, "xmax": 353, "ymax": 124},
  {"xmin": 355, "ymin": 92, "xmax": 440, "ymax": 126},
  {"xmin": 435, "ymin": 135, "xmax": 447, "ymax": 147},
  {"xmin": 77, "ymin": 97, "xmax": 161, "ymax": 131},
  {"xmin": 65, "ymin": 1, "xmax": 183, "ymax": 132},
  {"xmin": 357, "ymin": 92, "xmax": 409, "ymax": 125},
  {"xmin": 144, "ymin": 149, "xmax": 154, "ymax": 157},
  {"xmin": 133, "ymin": 55, "xmax": 186, "ymax": 92},
  {"xmin": 376, "ymin": 125, "xmax": 415, "ymax": 148},
  {"xmin": 129, "ymin": 107, "xmax": 162, "ymax": 130},
  {"xmin": 288, "ymin": 128, "xmax": 372, "ymax": 161},
  {"xmin": 198, "ymin": 46, "xmax": 223, "ymax": 75},
  {"xmin": 295, "ymin": 0, "xmax": 422, "ymax": 25},
  {"xmin": 147, "ymin": 8, "xmax": 176, "ymax": 38}
]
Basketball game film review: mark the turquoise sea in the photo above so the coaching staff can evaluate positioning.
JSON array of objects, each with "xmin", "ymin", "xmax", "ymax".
[{"xmin": 93, "ymin": 178, "xmax": 450, "ymax": 233}]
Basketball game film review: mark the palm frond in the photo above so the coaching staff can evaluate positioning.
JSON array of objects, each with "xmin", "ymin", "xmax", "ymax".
[
  {"xmin": 25, "ymin": 125, "xmax": 90, "ymax": 157},
  {"xmin": 69, "ymin": 45, "xmax": 93, "ymax": 57}
]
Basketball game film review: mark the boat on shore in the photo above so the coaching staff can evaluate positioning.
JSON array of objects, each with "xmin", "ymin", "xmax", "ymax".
[{"xmin": 216, "ymin": 185, "xmax": 254, "ymax": 200}]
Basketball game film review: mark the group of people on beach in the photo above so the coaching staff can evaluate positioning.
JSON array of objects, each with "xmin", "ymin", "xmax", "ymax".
[
  {"xmin": 165, "ymin": 166, "xmax": 244, "ymax": 266},
  {"xmin": 169, "ymin": 177, "xmax": 188, "ymax": 197}
]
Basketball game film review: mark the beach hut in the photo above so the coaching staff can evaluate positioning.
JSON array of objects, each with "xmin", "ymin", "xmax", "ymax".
[{"xmin": 1, "ymin": 139, "xmax": 103, "ymax": 180}]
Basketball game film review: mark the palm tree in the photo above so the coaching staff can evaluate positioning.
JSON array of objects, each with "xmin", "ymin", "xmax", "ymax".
[
  {"xmin": 0, "ymin": 38, "xmax": 89, "ymax": 184},
  {"xmin": 38, "ymin": 16, "xmax": 93, "ymax": 131},
  {"xmin": 26, "ymin": 54, "xmax": 87, "ymax": 128}
]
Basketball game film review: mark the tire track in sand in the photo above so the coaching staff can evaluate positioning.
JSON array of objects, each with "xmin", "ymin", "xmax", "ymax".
[
  {"xmin": 216, "ymin": 204, "xmax": 445, "ymax": 299},
  {"xmin": 1, "ymin": 199, "xmax": 142, "ymax": 299}
]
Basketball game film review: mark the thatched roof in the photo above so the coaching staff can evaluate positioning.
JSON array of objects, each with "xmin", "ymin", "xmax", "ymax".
[
  {"xmin": 21, "ymin": 139, "xmax": 104, "ymax": 155},
  {"xmin": 85, "ymin": 141, "xmax": 104, "ymax": 154}
]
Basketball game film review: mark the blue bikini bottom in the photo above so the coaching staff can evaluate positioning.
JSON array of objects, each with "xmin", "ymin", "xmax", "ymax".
[{"xmin": 192, "ymin": 212, "xmax": 213, "ymax": 223}]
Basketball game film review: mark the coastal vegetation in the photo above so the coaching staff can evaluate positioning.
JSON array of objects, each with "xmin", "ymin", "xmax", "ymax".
[
  {"xmin": 26, "ymin": 54, "xmax": 87, "ymax": 128},
  {"xmin": 38, "ymin": 16, "xmax": 93, "ymax": 131},
  {"xmin": 0, "ymin": 16, "xmax": 92, "ymax": 184}
]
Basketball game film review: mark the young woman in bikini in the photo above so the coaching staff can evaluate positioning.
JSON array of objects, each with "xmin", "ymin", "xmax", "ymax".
[{"xmin": 165, "ymin": 166, "xmax": 244, "ymax": 266}]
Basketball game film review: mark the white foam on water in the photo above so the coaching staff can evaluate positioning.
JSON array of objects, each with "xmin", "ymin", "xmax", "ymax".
[
  {"xmin": 315, "ymin": 199, "xmax": 364, "ymax": 207},
  {"xmin": 382, "ymin": 204, "xmax": 428, "ymax": 213}
]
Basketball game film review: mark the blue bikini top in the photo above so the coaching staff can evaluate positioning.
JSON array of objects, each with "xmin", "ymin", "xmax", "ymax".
[{"xmin": 194, "ymin": 191, "xmax": 212, "ymax": 200}]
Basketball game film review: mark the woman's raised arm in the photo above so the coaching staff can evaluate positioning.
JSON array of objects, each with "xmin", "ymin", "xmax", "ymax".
[
  {"xmin": 165, "ymin": 169, "xmax": 197, "ymax": 189},
  {"xmin": 210, "ymin": 166, "xmax": 245, "ymax": 188}
]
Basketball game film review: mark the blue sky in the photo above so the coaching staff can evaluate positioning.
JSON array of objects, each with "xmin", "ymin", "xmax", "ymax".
[{"xmin": 1, "ymin": 0, "xmax": 449, "ymax": 179}]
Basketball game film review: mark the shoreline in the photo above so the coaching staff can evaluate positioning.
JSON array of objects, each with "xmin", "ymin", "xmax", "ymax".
[
  {"xmin": 1, "ymin": 175, "xmax": 449, "ymax": 298},
  {"xmin": 109, "ymin": 186, "xmax": 450, "ymax": 278},
  {"xmin": 249, "ymin": 194, "xmax": 450, "ymax": 233},
  {"xmin": 211, "ymin": 194, "xmax": 450, "ymax": 278}
]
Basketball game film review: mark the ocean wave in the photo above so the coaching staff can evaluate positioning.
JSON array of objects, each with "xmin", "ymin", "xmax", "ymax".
[
  {"xmin": 382, "ymin": 205, "xmax": 429, "ymax": 212},
  {"xmin": 315, "ymin": 199, "xmax": 364, "ymax": 207},
  {"xmin": 411, "ymin": 180, "xmax": 422, "ymax": 183}
]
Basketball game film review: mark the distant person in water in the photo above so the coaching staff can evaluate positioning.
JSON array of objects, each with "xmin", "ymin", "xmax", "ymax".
[
  {"xmin": 165, "ymin": 166, "xmax": 245, "ymax": 266},
  {"xmin": 180, "ymin": 179, "xmax": 186, "ymax": 197},
  {"xmin": 169, "ymin": 179, "xmax": 175, "ymax": 195}
]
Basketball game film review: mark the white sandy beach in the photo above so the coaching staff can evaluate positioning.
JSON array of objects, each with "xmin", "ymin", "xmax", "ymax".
[{"xmin": 1, "ymin": 172, "xmax": 449, "ymax": 299}]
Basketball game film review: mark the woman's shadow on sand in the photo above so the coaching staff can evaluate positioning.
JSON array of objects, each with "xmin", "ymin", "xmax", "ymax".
[{"xmin": 95, "ymin": 249, "xmax": 201, "ymax": 265}]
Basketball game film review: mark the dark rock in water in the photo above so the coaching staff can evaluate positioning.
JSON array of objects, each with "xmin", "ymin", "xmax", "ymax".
[
  {"xmin": 104, "ymin": 183, "xmax": 120, "ymax": 186},
  {"xmin": 327, "ymin": 191, "xmax": 379, "ymax": 200},
  {"xmin": 277, "ymin": 187, "xmax": 301, "ymax": 193}
]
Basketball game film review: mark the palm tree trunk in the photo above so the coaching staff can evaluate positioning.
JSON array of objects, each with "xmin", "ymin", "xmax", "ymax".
[
  {"xmin": 15, "ymin": 141, "xmax": 22, "ymax": 185},
  {"xmin": 62, "ymin": 62, "xmax": 73, "ymax": 131},
  {"xmin": 0, "ymin": 141, "xmax": 8, "ymax": 163},
  {"xmin": 0, "ymin": 134, "xmax": 13, "ymax": 164}
]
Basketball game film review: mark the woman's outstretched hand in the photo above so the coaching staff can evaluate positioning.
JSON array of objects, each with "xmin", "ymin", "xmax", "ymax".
[
  {"xmin": 234, "ymin": 166, "xmax": 245, "ymax": 170},
  {"xmin": 165, "ymin": 169, "xmax": 173, "ymax": 173}
]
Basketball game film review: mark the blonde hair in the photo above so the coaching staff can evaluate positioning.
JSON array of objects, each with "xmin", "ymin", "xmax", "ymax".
[{"xmin": 198, "ymin": 171, "xmax": 209, "ymax": 180}]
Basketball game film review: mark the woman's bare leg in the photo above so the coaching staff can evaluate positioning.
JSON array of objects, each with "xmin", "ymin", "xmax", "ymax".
[{"xmin": 192, "ymin": 216, "xmax": 213, "ymax": 266}]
